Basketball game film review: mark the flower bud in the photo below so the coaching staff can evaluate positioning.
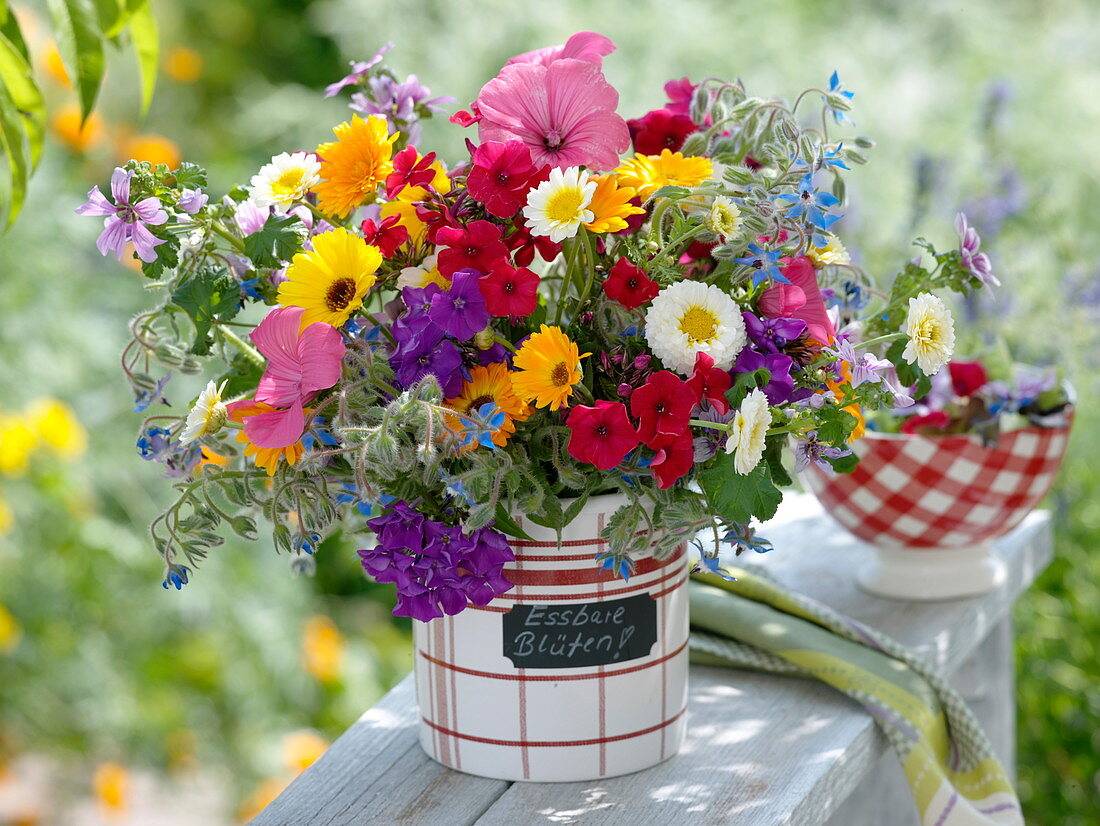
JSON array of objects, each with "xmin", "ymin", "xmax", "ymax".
[{"xmin": 474, "ymin": 326, "xmax": 496, "ymax": 349}]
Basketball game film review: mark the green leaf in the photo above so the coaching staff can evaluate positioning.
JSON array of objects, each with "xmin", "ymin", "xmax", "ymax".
[
  {"xmin": 0, "ymin": 83, "xmax": 28, "ymax": 227},
  {"xmin": 525, "ymin": 491, "xmax": 564, "ymax": 531},
  {"xmin": 216, "ymin": 352, "xmax": 265, "ymax": 400},
  {"xmin": 126, "ymin": 0, "xmax": 156, "ymax": 115},
  {"xmin": 698, "ymin": 451, "xmax": 783, "ymax": 525},
  {"xmin": 0, "ymin": 32, "xmax": 45, "ymax": 172},
  {"xmin": 172, "ymin": 161, "xmax": 207, "ymax": 190},
  {"xmin": 243, "ymin": 213, "xmax": 306, "ymax": 269},
  {"xmin": 171, "ymin": 268, "xmax": 242, "ymax": 355},
  {"xmin": 763, "ymin": 434, "xmax": 793, "ymax": 488},
  {"xmin": 0, "ymin": 8, "xmax": 30, "ymax": 63},
  {"xmin": 48, "ymin": 0, "xmax": 106, "ymax": 122},
  {"xmin": 827, "ymin": 452, "xmax": 860, "ymax": 474}
]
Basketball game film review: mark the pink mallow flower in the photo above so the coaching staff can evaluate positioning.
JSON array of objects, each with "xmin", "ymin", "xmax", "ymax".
[
  {"xmin": 505, "ymin": 31, "xmax": 615, "ymax": 68},
  {"xmin": 239, "ymin": 306, "xmax": 346, "ymax": 449},
  {"xmin": 476, "ymin": 57, "xmax": 630, "ymax": 171},
  {"xmin": 76, "ymin": 167, "xmax": 167, "ymax": 262},
  {"xmin": 758, "ymin": 255, "xmax": 836, "ymax": 346}
]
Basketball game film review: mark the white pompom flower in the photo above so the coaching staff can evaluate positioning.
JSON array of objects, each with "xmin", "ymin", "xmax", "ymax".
[
  {"xmin": 180, "ymin": 380, "xmax": 228, "ymax": 444},
  {"xmin": 724, "ymin": 388, "xmax": 771, "ymax": 475},
  {"xmin": 644, "ymin": 280, "xmax": 747, "ymax": 375},
  {"xmin": 522, "ymin": 166, "xmax": 596, "ymax": 243},
  {"xmin": 902, "ymin": 292, "xmax": 956, "ymax": 376},
  {"xmin": 249, "ymin": 152, "xmax": 322, "ymax": 212}
]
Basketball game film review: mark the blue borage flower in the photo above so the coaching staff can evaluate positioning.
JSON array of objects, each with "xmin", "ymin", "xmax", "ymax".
[
  {"xmin": 776, "ymin": 172, "xmax": 842, "ymax": 233},
  {"xmin": 824, "ymin": 281, "xmax": 871, "ymax": 313},
  {"xmin": 720, "ymin": 522, "xmax": 774, "ymax": 555},
  {"xmin": 336, "ymin": 483, "xmax": 395, "ymax": 517},
  {"xmin": 294, "ymin": 532, "xmax": 322, "ymax": 555},
  {"xmin": 162, "ymin": 562, "xmax": 191, "ymax": 590},
  {"xmin": 302, "ymin": 416, "xmax": 340, "ymax": 451},
  {"xmin": 134, "ymin": 373, "xmax": 171, "ymax": 412},
  {"xmin": 791, "ymin": 143, "xmax": 850, "ymax": 173},
  {"xmin": 731, "ymin": 243, "xmax": 787, "ymax": 287},
  {"xmin": 456, "ymin": 402, "xmax": 507, "ymax": 450},
  {"xmin": 596, "ymin": 550, "xmax": 634, "ymax": 581},
  {"xmin": 823, "ymin": 71, "xmax": 855, "ymax": 125},
  {"xmin": 440, "ymin": 471, "xmax": 475, "ymax": 505},
  {"xmin": 691, "ymin": 551, "xmax": 737, "ymax": 582},
  {"xmin": 238, "ymin": 277, "xmax": 263, "ymax": 303}
]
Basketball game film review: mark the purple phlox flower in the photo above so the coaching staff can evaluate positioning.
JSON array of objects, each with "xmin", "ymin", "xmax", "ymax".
[
  {"xmin": 476, "ymin": 341, "xmax": 511, "ymax": 366},
  {"xmin": 456, "ymin": 402, "xmax": 507, "ymax": 450},
  {"xmin": 133, "ymin": 373, "xmax": 172, "ymax": 412},
  {"xmin": 234, "ymin": 198, "xmax": 271, "ymax": 235},
  {"xmin": 732, "ymin": 243, "xmax": 787, "ymax": 287},
  {"xmin": 460, "ymin": 527, "xmax": 515, "ymax": 606},
  {"xmin": 776, "ymin": 172, "xmax": 842, "ymax": 232},
  {"xmin": 390, "ymin": 309, "xmax": 467, "ymax": 396},
  {"xmin": 823, "ymin": 71, "xmax": 855, "ymax": 125},
  {"xmin": 720, "ymin": 522, "xmax": 773, "ymax": 554},
  {"xmin": 162, "ymin": 562, "xmax": 191, "ymax": 590},
  {"xmin": 402, "ymin": 282, "xmax": 444, "ymax": 315},
  {"xmin": 954, "ymin": 212, "xmax": 1000, "ymax": 288},
  {"xmin": 324, "ymin": 43, "xmax": 394, "ymax": 98},
  {"xmin": 734, "ymin": 348, "xmax": 797, "ymax": 405},
  {"xmin": 743, "ymin": 312, "xmax": 807, "ymax": 354},
  {"xmin": 691, "ymin": 544, "xmax": 738, "ymax": 581},
  {"xmin": 76, "ymin": 167, "xmax": 168, "ymax": 262},
  {"xmin": 794, "ymin": 430, "xmax": 852, "ymax": 473},
  {"xmin": 429, "ymin": 269, "xmax": 489, "ymax": 341},
  {"xmin": 692, "ymin": 399, "xmax": 734, "ymax": 462},
  {"xmin": 596, "ymin": 550, "xmax": 634, "ymax": 581},
  {"xmin": 177, "ymin": 188, "xmax": 208, "ymax": 215}
]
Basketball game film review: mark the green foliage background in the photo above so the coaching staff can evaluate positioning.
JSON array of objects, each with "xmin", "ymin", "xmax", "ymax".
[{"xmin": 0, "ymin": 0, "xmax": 1096, "ymax": 822}]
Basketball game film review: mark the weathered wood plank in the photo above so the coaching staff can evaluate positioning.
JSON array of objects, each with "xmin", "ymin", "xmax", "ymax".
[{"xmin": 257, "ymin": 495, "xmax": 1051, "ymax": 826}]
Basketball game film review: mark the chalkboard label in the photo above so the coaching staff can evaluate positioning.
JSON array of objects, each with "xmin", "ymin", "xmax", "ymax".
[{"xmin": 502, "ymin": 594, "xmax": 658, "ymax": 669}]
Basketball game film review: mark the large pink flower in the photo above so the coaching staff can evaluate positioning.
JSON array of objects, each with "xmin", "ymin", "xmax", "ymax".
[
  {"xmin": 757, "ymin": 255, "xmax": 836, "ymax": 346},
  {"xmin": 241, "ymin": 306, "xmax": 346, "ymax": 448},
  {"xmin": 505, "ymin": 31, "xmax": 615, "ymax": 68},
  {"xmin": 476, "ymin": 58, "xmax": 630, "ymax": 171}
]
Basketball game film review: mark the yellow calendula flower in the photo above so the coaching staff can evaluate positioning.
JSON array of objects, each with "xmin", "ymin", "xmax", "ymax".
[
  {"xmin": 446, "ymin": 363, "xmax": 531, "ymax": 449},
  {"xmin": 230, "ymin": 403, "xmax": 306, "ymax": 476},
  {"xmin": 511, "ymin": 325, "xmax": 587, "ymax": 411},
  {"xmin": 238, "ymin": 777, "xmax": 289, "ymax": 823},
  {"xmin": 0, "ymin": 415, "xmax": 37, "ymax": 476},
  {"xmin": 282, "ymin": 731, "xmax": 330, "ymax": 774},
  {"xmin": 302, "ymin": 615, "xmax": 345, "ymax": 684},
  {"xmin": 93, "ymin": 762, "xmax": 129, "ymax": 817},
  {"xmin": 27, "ymin": 399, "xmax": 87, "ymax": 459},
  {"xmin": 0, "ymin": 601, "xmax": 22, "ymax": 653},
  {"xmin": 278, "ymin": 227, "xmax": 382, "ymax": 329},
  {"xmin": 614, "ymin": 149, "xmax": 714, "ymax": 199},
  {"xmin": 584, "ymin": 174, "xmax": 645, "ymax": 234},
  {"xmin": 314, "ymin": 114, "xmax": 398, "ymax": 218}
]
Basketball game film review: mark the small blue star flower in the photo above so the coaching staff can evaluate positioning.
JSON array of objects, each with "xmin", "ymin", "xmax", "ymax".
[
  {"xmin": 691, "ymin": 552, "xmax": 738, "ymax": 581},
  {"xmin": 456, "ymin": 402, "xmax": 507, "ymax": 450},
  {"xmin": 134, "ymin": 374, "xmax": 171, "ymax": 412},
  {"xmin": 162, "ymin": 562, "xmax": 191, "ymax": 590},
  {"xmin": 720, "ymin": 522, "xmax": 774, "ymax": 555},
  {"xmin": 776, "ymin": 173, "xmax": 842, "ymax": 232},
  {"xmin": 823, "ymin": 71, "xmax": 855, "ymax": 125},
  {"xmin": 731, "ymin": 243, "xmax": 788, "ymax": 287},
  {"xmin": 440, "ymin": 471, "xmax": 476, "ymax": 505},
  {"xmin": 596, "ymin": 550, "xmax": 634, "ymax": 581}
]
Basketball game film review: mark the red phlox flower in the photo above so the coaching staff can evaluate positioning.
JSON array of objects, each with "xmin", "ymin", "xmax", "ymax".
[
  {"xmin": 566, "ymin": 401, "xmax": 639, "ymax": 470},
  {"xmin": 466, "ymin": 141, "xmax": 540, "ymax": 218},
  {"xmin": 901, "ymin": 410, "xmax": 953, "ymax": 436},
  {"xmin": 602, "ymin": 258, "xmax": 660, "ymax": 310},
  {"xmin": 649, "ymin": 431, "xmax": 694, "ymax": 489},
  {"xmin": 359, "ymin": 214, "xmax": 409, "ymax": 258},
  {"xmin": 479, "ymin": 259, "xmax": 540, "ymax": 317},
  {"xmin": 664, "ymin": 78, "xmax": 696, "ymax": 116},
  {"xmin": 450, "ymin": 103, "xmax": 482, "ymax": 127},
  {"xmin": 630, "ymin": 370, "xmax": 694, "ymax": 447},
  {"xmin": 687, "ymin": 352, "xmax": 732, "ymax": 414},
  {"xmin": 385, "ymin": 147, "xmax": 438, "ymax": 199},
  {"xmin": 948, "ymin": 361, "xmax": 989, "ymax": 397},
  {"xmin": 627, "ymin": 108, "xmax": 698, "ymax": 155},
  {"xmin": 681, "ymin": 240, "xmax": 717, "ymax": 262},
  {"xmin": 758, "ymin": 255, "xmax": 836, "ymax": 346},
  {"xmin": 506, "ymin": 216, "xmax": 561, "ymax": 267},
  {"xmin": 435, "ymin": 220, "xmax": 508, "ymax": 276}
]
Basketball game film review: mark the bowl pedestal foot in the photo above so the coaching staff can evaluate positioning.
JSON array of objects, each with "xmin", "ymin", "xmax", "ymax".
[{"xmin": 857, "ymin": 544, "xmax": 1007, "ymax": 601}]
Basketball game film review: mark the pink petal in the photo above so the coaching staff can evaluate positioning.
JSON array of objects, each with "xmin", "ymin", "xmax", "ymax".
[
  {"xmin": 759, "ymin": 257, "xmax": 836, "ymax": 345},
  {"xmin": 244, "ymin": 397, "xmax": 305, "ymax": 449},
  {"xmin": 110, "ymin": 167, "xmax": 131, "ymax": 204},
  {"xmin": 477, "ymin": 63, "xmax": 550, "ymax": 137},
  {"xmin": 96, "ymin": 216, "xmax": 130, "ymax": 259},
  {"xmin": 296, "ymin": 321, "xmax": 346, "ymax": 395},
  {"xmin": 133, "ymin": 197, "xmax": 168, "ymax": 225},
  {"xmin": 251, "ymin": 307, "xmax": 306, "ymax": 405},
  {"xmin": 507, "ymin": 31, "xmax": 615, "ymax": 68},
  {"xmin": 75, "ymin": 185, "xmax": 116, "ymax": 216},
  {"xmin": 130, "ymin": 222, "xmax": 165, "ymax": 263}
]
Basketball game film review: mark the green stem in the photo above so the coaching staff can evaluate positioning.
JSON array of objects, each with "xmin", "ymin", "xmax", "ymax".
[
  {"xmin": 492, "ymin": 335, "xmax": 517, "ymax": 354},
  {"xmin": 570, "ymin": 228, "xmax": 598, "ymax": 322},
  {"xmin": 854, "ymin": 332, "xmax": 904, "ymax": 350},
  {"xmin": 216, "ymin": 324, "xmax": 265, "ymax": 368},
  {"xmin": 690, "ymin": 418, "xmax": 730, "ymax": 432},
  {"xmin": 209, "ymin": 221, "xmax": 245, "ymax": 253}
]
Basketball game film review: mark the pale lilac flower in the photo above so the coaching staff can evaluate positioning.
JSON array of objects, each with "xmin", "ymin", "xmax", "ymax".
[
  {"xmin": 955, "ymin": 212, "xmax": 999, "ymax": 287},
  {"xmin": 324, "ymin": 43, "xmax": 393, "ymax": 98},
  {"xmin": 177, "ymin": 188, "xmax": 208, "ymax": 214},
  {"xmin": 234, "ymin": 199, "xmax": 270, "ymax": 235},
  {"xmin": 826, "ymin": 337, "xmax": 914, "ymax": 407},
  {"xmin": 76, "ymin": 167, "xmax": 168, "ymax": 262},
  {"xmin": 794, "ymin": 431, "xmax": 852, "ymax": 473},
  {"xmin": 350, "ymin": 74, "xmax": 454, "ymax": 145}
]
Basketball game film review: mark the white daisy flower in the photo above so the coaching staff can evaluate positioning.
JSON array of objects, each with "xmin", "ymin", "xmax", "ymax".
[
  {"xmin": 644, "ymin": 280, "xmax": 747, "ymax": 375},
  {"xmin": 705, "ymin": 195, "xmax": 742, "ymax": 241},
  {"xmin": 522, "ymin": 166, "xmax": 596, "ymax": 242},
  {"xmin": 902, "ymin": 292, "xmax": 955, "ymax": 375},
  {"xmin": 724, "ymin": 388, "xmax": 771, "ymax": 474},
  {"xmin": 249, "ymin": 152, "xmax": 322, "ymax": 212},
  {"xmin": 180, "ymin": 380, "xmax": 228, "ymax": 444},
  {"xmin": 806, "ymin": 234, "xmax": 850, "ymax": 268},
  {"xmin": 397, "ymin": 253, "xmax": 443, "ymax": 290}
]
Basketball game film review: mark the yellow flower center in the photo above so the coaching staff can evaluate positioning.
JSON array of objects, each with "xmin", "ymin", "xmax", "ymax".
[
  {"xmin": 270, "ymin": 168, "xmax": 305, "ymax": 200},
  {"xmin": 325, "ymin": 277, "xmax": 359, "ymax": 311},
  {"xmin": 544, "ymin": 187, "xmax": 586, "ymax": 224},
  {"xmin": 550, "ymin": 362, "xmax": 571, "ymax": 386},
  {"xmin": 911, "ymin": 318, "xmax": 942, "ymax": 348},
  {"xmin": 678, "ymin": 306, "xmax": 720, "ymax": 344}
]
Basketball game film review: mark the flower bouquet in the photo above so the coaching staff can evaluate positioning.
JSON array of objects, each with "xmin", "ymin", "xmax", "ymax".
[
  {"xmin": 807, "ymin": 342, "xmax": 1073, "ymax": 601},
  {"xmin": 80, "ymin": 31, "xmax": 988, "ymax": 780}
]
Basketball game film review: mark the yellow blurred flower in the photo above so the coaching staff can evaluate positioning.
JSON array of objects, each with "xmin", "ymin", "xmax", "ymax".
[
  {"xmin": 120, "ymin": 133, "xmax": 182, "ymax": 170},
  {"xmin": 164, "ymin": 46, "xmax": 203, "ymax": 83},
  {"xmin": 237, "ymin": 777, "xmax": 288, "ymax": 823},
  {"xmin": 0, "ymin": 415, "xmax": 37, "ymax": 477},
  {"xmin": 281, "ymin": 731, "xmax": 329, "ymax": 774},
  {"xmin": 42, "ymin": 40, "xmax": 71, "ymax": 87},
  {"xmin": 93, "ymin": 762, "xmax": 129, "ymax": 817},
  {"xmin": 50, "ymin": 104, "xmax": 103, "ymax": 153},
  {"xmin": 301, "ymin": 615, "xmax": 345, "ymax": 684},
  {"xmin": 0, "ymin": 496, "xmax": 12, "ymax": 537},
  {"xmin": 0, "ymin": 602, "xmax": 22, "ymax": 654},
  {"xmin": 26, "ymin": 399, "xmax": 86, "ymax": 459}
]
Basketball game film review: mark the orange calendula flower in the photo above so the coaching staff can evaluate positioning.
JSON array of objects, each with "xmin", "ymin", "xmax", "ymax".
[
  {"xmin": 93, "ymin": 762, "xmax": 129, "ymax": 816},
  {"xmin": 314, "ymin": 114, "xmax": 398, "ymax": 218},
  {"xmin": 826, "ymin": 364, "xmax": 866, "ymax": 442},
  {"xmin": 446, "ymin": 363, "xmax": 531, "ymax": 449},
  {"xmin": 281, "ymin": 731, "xmax": 329, "ymax": 774},
  {"xmin": 614, "ymin": 149, "xmax": 714, "ymax": 199},
  {"xmin": 229, "ymin": 402, "xmax": 306, "ymax": 476},
  {"xmin": 164, "ymin": 46, "xmax": 203, "ymax": 83},
  {"xmin": 120, "ymin": 133, "xmax": 182, "ymax": 170},
  {"xmin": 511, "ymin": 325, "xmax": 587, "ymax": 411},
  {"xmin": 301, "ymin": 615, "xmax": 345, "ymax": 684},
  {"xmin": 51, "ymin": 104, "xmax": 103, "ymax": 153},
  {"xmin": 584, "ymin": 174, "xmax": 645, "ymax": 234}
]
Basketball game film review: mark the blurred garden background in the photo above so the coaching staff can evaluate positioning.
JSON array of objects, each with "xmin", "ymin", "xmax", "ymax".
[{"xmin": 0, "ymin": 0, "xmax": 1097, "ymax": 822}]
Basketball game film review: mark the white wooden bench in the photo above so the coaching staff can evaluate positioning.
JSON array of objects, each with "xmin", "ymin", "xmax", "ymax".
[{"xmin": 253, "ymin": 494, "xmax": 1051, "ymax": 825}]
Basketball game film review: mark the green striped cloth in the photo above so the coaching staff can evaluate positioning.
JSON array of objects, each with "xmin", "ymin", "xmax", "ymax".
[{"xmin": 690, "ymin": 569, "xmax": 1023, "ymax": 826}]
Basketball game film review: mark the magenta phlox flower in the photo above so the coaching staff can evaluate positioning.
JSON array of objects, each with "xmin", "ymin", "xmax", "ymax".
[
  {"xmin": 505, "ymin": 31, "xmax": 616, "ymax": 68},
  {"xmin": 76, "ymin": 167, "xmax": 168, "ymax": 262},
  {"xmin": 324, "ymin": 42, "xmax": 394, "ymax": 98},
  {"xmin": 476, "ymin": 57, "xmax": 630, "ymax": 170}
]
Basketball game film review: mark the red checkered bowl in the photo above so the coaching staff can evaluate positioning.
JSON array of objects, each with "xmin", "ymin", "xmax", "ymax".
[{"xmin": 805, "ymin": 419, "xmax": 1071, "ymax": 600}]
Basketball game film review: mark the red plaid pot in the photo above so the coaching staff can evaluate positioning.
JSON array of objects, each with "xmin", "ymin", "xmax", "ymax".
[{"xmin": 806, "ymin": 421, "xmax": 1071, "ymax": 550}]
